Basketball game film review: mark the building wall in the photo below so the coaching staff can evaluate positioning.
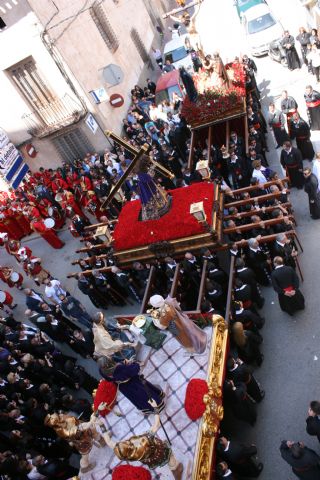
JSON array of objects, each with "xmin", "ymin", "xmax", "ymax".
[
  {"xmin": 28, "ymin": 0, "xmax": 166, "ymax": 136},
  {"xmin": 0, "ymin": 0, "xmax": 167, "ymax": 171}
]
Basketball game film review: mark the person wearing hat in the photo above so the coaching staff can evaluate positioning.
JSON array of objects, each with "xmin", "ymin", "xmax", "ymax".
[{"xmin": 30, "ymin": 217, "xmax": 65, "ymax": 249}]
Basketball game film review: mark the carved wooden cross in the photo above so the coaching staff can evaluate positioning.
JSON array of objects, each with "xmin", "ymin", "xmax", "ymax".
[
  {"xmin": 162, "ymin": 0, "xmax": 204, "ymax": 19},
  {"xmin": 101, "ymin": 131, "xmax": 174, "ymax": 210}
]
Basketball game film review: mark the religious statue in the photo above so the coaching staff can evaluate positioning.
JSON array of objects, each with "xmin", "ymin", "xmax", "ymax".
[
  {"xmin": 97, "ymin": 401, "xmax": 183, "ymax": 480},
  {"xmin": 97, "ymin": 356, "xmax": 166, "ymax": 414},
  {"xmin": 44, "ymin": 412, "xmax": 105, "ymax": 473},
  {"xmin": 148, "ymin": 295, "xmax": 207, "ymax": 354},
  {"xmin": 212, "ymin": 51, "xmax": 230, "ymax": 88},
  {"xmin": 122, "ymin": 314, "xmax": 167, "ymax": 350},
  {"xmin": 92, "ymin": 311, "xmax": 136, "ymax": 363},
  {"xmin": 169, "ymin": 3, "xmax": 203, "ymax": 51}
]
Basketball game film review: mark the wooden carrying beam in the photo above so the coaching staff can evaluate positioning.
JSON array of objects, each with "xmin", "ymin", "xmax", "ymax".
[
  {"xmin": 224, "ymin": 254, "xmax": 235, "ymax": 325},
  {"xmin": 84, "ymin": 220, "xmax": 117, "ymax": 231},
  {"xmin": 170, "ymin": 262, "xmax": 181, "ymax": 298},
  {"xmin": 139, "ymin": 266, "xmax": 156, "ymax": 314},
  {"xmin": 76, "ymin": 243, "xmax": 110, "ymax": 253},
  {"xmin": 224, "ymin": 202, "xmax": 292, "ymax": 220},
  {"xmin": 223, "ymin": 216, "xmax": 294, "ymax": 234},
  {"xmin": 225, "ymin": 192, "xmax": 284, "ymax": 208},
  {"xmin": 187, "ymin": 130, "xmax": 196, "ymax": 170},
  {"xmin": 230, "ymin": 177, "xmax": 289, "ymax": 196},
  {"xmin": 196, "ymin": 259, "xmax": 208, "ymax": 311},
  {"xmin": 67, "ymin": 266, "xmax": 113, "ymax": 278}
]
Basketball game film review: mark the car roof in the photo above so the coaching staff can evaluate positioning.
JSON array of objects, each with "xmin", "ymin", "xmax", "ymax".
[
  {"xmin": 243, "ymin": 3, "xmax": 272, "ymax": 20},
  {"xmin": 163, "ymin": 34, "xmax": 188, "ymax": 54},
  {"xmin": 236, "ymin": 0, "xmax": 265, "ymax": 14}
]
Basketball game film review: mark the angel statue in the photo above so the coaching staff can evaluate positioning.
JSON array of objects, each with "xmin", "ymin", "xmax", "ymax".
[
  {"xmin": 44, "ymin": 412, "xmax": 106, "ymax": 473},
  {"xmin": 148, "ymin": 295, "xmax": 207, "ymax": 354},
  {"xmin": 97, "ymin": 400, "xmax": 184, "ymax": 480}
]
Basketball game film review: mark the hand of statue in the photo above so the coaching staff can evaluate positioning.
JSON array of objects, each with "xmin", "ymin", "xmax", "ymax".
[{"xmin": 148, "ymin": 398, "xmax": 159, "ymax": 408}]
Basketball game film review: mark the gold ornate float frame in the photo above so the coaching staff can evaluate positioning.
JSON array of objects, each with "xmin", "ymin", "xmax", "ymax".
[{"xmin": 192, "ymin": 314, "xmax": 228, "ymax": 479}]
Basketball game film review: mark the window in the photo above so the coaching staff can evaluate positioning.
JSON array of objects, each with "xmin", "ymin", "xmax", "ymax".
[
  {"xmin": 0, "ymin": 17, "xmax": 6, "ymax": 30},
  {"xmin": 90, "ymin": 2, "xmax": 119, "ymax": 53},
  {"xmin": 52, "ymin": 129, "xmax": 94, "ymax": 163},
  {"xmin": 130, "ymin": 28, "xmax": 154, "ymax": 69},
  {"xmin": 7, "ymin": 57, "xmax": 55, "ymax": 109}
]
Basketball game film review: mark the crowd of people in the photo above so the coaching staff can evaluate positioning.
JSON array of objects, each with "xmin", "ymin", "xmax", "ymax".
[{"xmin": 1, "ymin": 13, "xmax": 320, "ymax": 478}]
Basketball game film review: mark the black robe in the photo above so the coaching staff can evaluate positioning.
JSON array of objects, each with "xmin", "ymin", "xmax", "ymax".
[
  {"xmin": 280, "ymin": 147, "xmax": 304, "ymax": 188},
  {"xmin": 217, "ymin": 440, "xmax": 261, "ymax": 477},
  {"xmin": 280, "ymin": 441, "xmax": 320, "ymax": 480},
  {"xmin": 271, "ymin": 265, "xmax": 305, "ymax": 315},
  {"xmin": 268, "ymin": 110, "xmax": 289, "ymax": 147},
  {"xmin": 304, "ymin": 173, "xmax": 320, "ymax": 219},
  {"xmin": 180, "ymin": 67, "xmax": 197, "ymax": 102},
  {"xmin": 290, "ymin": 117, "xmax": 315, "ymax": 160},
  {"xmin": 280, "ymin": 35, "xmax": 301, "ymax": 70},
  {"xmin": 305, "ymin": 89, "xmax": 320, "ymax": 131}
]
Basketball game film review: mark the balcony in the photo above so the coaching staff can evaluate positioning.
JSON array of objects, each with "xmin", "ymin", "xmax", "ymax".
[{"xmin": 22, "ymin": 94, "xmax": 86, "ymax": 138}]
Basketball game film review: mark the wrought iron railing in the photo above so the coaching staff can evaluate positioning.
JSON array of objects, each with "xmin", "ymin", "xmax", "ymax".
[{"xmin": 22, "ymin": 93, "xmax": 86, "ymax": 138}]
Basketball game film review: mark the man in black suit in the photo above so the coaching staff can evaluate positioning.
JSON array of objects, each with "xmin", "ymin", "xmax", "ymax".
[
  {"xmin": 272, "ymin": 233, "xmax": 297, "ymax": 269},
  {"xmin": 271, "ymin": 256, "xmax": 305, "ymax": 316},
  {"xmin": 217, "ymin": 436, "xmax": 263, "ymax": 477},
  {"xmin": 227, "ymin": 356, "xmax": 264, "ymax": 402},
  {"xmin": 216, "ymin": 461, "xmax": 236, "ymax": 479},
  {"xmin": 280, "ymin": 141, "xmax": 304, "ymax": 189},
  {"xmin": 306, "ymin": 401, "xmax": 320, "ymax": 443},
  {"xmin": 246, "ymin": 238, "xmax": 271, "ymax": 286},
  {"xmin": 182, "ymin": 252, "xmax": 201, "ymax": 287},
  {"xmin": 280, "ymin": 440, "xmax": 320, "ymax": 479}
]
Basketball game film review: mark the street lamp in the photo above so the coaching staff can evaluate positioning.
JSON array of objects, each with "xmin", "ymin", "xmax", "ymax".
[{"xmin": 196, "ymin": 160, "xmax": 211, "ymax": 180}]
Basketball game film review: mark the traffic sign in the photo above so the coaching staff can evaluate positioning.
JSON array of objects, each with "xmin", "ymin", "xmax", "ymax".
[{"xmin": 109, "ymin": 93, "xmax": 124, "ymax": 108}]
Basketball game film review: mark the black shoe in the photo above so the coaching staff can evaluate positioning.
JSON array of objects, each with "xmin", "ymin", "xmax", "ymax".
[
  {"xmin": 259, "ymin": 390, "xmax": 265, "ymax": 400},
  {"xmin": 257, "ymin": 462, "xmax": 264, "ymax": 472},
  {"xmin": 275, "ymin": 144, "xmax": 281, "ymax": 149},
  {"xmin": 11, "ymin": 304, "xmax": 17, "ymax": 309}
]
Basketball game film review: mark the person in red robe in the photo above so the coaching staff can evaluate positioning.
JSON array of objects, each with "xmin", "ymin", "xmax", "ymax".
[
  {"xmin": 61, "ymin": 190, "xmax": 87, "ymax": 218},
  {"xmin": 0, "ymin": 267, "xmax": 24, "ymax": 289},
  {"xmin": 0, "ymin": 290, "xmax": 17, "ymax": 310},
  {"xmin": 0, "ymin": 212, "xmax": 23, "ymax": 241},
  {"xmin": 31, "ymin": 219, "xmax": 65, "ymax": 249},
  {"xmin": 11, "ymin": 205, "xmax": 32, "ymax": 236}
]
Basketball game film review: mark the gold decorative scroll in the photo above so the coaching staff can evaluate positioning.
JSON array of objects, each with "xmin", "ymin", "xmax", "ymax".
[{"xmin": 192, "ymin": 314, "xmax": 228, "ymax": 479}]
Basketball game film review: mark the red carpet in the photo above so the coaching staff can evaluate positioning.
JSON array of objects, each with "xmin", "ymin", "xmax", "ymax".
[{"xmin": 114, "ymin": 182, "xmax": 215, "ymax": 251}]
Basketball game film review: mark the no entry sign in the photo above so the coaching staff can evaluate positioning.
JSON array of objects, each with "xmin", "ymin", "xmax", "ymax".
[{"xmin": 109, "ymin": 93, "xmax": 124, "ymax": 108}]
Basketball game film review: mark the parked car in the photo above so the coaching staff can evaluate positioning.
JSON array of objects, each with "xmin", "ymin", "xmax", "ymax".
[
  {"xmin": 155, "ymin": 70, "xmax": 185, "ymax": 105},
  {"xmin": 163, "ymin": 34, "xmax": 194, "ymax": 71},
  {"xmin": 234, "ymin": 0, "xmax": 266, "ymax": 19},
  {"xmin": 241, "ymin": 3, "xmax": 284, "ymax": 56}
]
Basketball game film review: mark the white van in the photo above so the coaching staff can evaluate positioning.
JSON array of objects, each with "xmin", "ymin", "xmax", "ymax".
[
  {"xmin": 242, "ymin": 3, "xmax": 284, "ymax": 56},
  {"xmin": 163, "ymin": 34, "xmax": 194, "ymax": 71}
]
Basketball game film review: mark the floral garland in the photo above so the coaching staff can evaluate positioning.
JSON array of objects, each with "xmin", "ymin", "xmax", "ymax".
[
  {"xmin": 184, "ymin": 378, "xmax": 208, "ymax": 421},
  {"xmin": 181, "ymin": 63, "xmax": 246, "ymax": 127},
  {"xmin": 112, "ymin": 465, "xmax": 152, "ymax": 480}
]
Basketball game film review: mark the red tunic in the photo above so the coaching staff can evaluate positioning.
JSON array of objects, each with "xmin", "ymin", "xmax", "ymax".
[
  {"xmin": 0, "ymin": 290, "xmax": 13, "ymax": 307},
  {"xmin": 13, "ymin": 211, "xmax": 32, "ymax": 236},
  {"xmin": 32, "ymin": 220, "xmax": 64, "ymax": 249},
  {"xmin": 0, "ymin": 270, "xmax": 23, "ymax": 288},
  {"xmin": 0, "ymin": 214, "xmax": 24, "ymax": 241}
]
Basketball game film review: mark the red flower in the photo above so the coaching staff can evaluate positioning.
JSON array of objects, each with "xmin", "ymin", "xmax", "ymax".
[
  {"xmin": 112, "ymin": 465, "xmax": 152, "ymax": 480},
  {"xmin": 93, "ymin": 379, "xmax": 118, "ymax": 417},
  {"xmin": 113, "ymin": 183, "xmax": 215, "ymax": 251},
  {"xmin": 184, "ymin": 378, "xmax": 208, "ymax": 421}
]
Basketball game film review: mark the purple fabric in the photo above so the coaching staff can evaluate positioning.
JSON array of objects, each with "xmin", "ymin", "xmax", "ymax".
[{"xmin": 137, "ymin": 172, "xmax": 157, "ymax": 205}]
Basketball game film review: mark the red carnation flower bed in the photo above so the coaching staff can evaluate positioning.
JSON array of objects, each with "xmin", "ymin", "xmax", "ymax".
[
  {"xmin": 112, "ymin": 465, "xmax": 151, "ymax": 480},
  {"xmin": 185, "ymin": 378, "xmax": 208, "ymax": 420},
  {"xmin": 93, "ymin": 379, "xmax": 117, "ymax": 416},
  {"xmin": 113, "ymin": 183, "xmax": 215, "ymax": 251},
  {"xmin": 181, "ymin": 62, "xmax": 246, "ymax": 128}
]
